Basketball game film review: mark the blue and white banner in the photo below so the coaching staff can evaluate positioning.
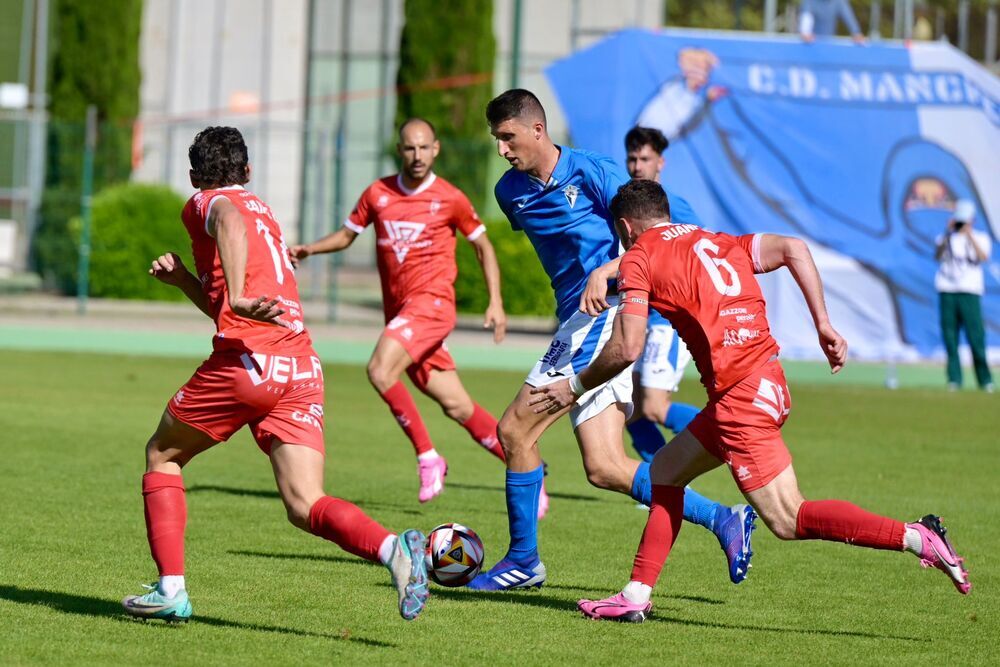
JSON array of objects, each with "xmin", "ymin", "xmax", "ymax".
[{"xmin": 546, "ymin": 29, "xmax": 1000, "ymax": 361}]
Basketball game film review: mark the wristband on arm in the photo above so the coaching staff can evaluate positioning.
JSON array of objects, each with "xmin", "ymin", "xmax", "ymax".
[{"xmin": 570, "ymin": 374, "xmax": 586, "ymax": 397}]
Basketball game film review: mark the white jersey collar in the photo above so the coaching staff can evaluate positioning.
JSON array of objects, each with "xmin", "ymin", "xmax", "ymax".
[{"xmin": 396, "ymin": 172, "xmax": 436, "ymax": 196}]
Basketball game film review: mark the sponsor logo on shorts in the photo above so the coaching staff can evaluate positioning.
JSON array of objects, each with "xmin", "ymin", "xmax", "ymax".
[
  {"xmin": 752, "ymin": 377, "xmax": 790, "ymax": 423},
  {"xmin": 541, "ymin": 340, "xmax": 569, "ymax": 367},
  {"xmin": 736, "ymin": 465, "xmax": 752, "ymax": 482},
  {"xmin": 241, "ymin": 353, "xmax": 324, "ymax": 386},
  {"xmin": 172, "ymin": 390, "xmax": 185, "ymax": 405},
  {"xmin": 722, "ymin": 328, "xmax": 760, "ymax": 347},
  {"xmin": 387, "ymin": 316, "xmax": 409, "ymax": 331},
  {"xmin": 291, "ymin": 403, "xmax": 324, "ymax": 430},
  {"xmin": 401, "ymin": 327, "xmax": 414, "ymax": 340},
  {"xmin": 545, "ymin": 370, "xmax": 566, "ymax": 378}
]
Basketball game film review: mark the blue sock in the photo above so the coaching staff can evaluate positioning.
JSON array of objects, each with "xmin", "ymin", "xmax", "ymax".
[
  {"xmin": 505, "ymin": 465, "xmax": 544, "ymax": 565},
  {"xmin": 665, "ymin": 402, "xmax": 699, "ymax": 434},
  {"xmin": 630, "ymin": 462, "xmax": 652, "ymax": 505},
  {"xmin": 626, "ymin": 420, "xmax": 666, "ymax": 463},
  {"xmin": 683, "ymin": 485, "xmax": 724, "ymax": 529}
]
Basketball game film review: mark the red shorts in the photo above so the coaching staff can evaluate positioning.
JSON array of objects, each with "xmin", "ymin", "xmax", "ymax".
[
  {"xmin": 688, "ymin": 359, "xmax": 792, "ymax": 493},
  {"xmin": 384, "ymin": 294, "xmax": 457, "ymax": 387},
  {"xmin": 166, "ymin": 350, "xmax": 326, "ymax": 456}
]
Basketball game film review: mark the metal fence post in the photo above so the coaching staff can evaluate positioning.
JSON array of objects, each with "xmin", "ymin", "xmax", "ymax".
[
  {"xmin": 511, "ymin": 0, "xmax": 523, "ymax": 87},
  {"xmin": 870, "ymin": 1, "xmax": 881, "ymax": 40},
  {"xmin": 958, "ymin": 0, "xmax": 969, "ymax": 53},
  {"xmin": 987, "ymin": 1, "xmax": 998, "ymax": 65},
  {"xmin": 764, "ymin": 0, "xmax": 777, "ymax": 33},
  {"xmin": 77, "ymin": 106, "xmax": 98, "ymax": 315}
]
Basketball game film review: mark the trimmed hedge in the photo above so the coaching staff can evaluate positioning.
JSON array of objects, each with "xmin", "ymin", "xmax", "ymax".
[
  {"xmin": 455, "ymin": 220, "xmax": 555, "ymax": 317},
  {"xmin": 69, "ymin": 183, "xmax": 192, "ymax": 301}
]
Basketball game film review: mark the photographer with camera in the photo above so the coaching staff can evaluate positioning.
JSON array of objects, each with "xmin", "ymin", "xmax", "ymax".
[{"xmin": 934, "ymin": 200, "xmax": 994, "ymax": 392}]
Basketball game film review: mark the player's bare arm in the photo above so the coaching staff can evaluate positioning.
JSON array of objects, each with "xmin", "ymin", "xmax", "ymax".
[
  {"xmin": 756, "ymin": 234, "xmax": 847, "ymax": 373},
  {"xmin": 149, "ymin": 252, "xmax": 211, "ymax": 318},
  {"xmin": 469, "ymin": 234, "xmax": 507, "ymax": 343},
  {"xmin": 529, "ymin": 309, "xmax": 647, "ymax": 414},
  {"xmin": 962, "ymin": 224, "xmax": 989, "ymax": 262},
  {"xmin": 288, "ymin": 227, "xmax": 359, "ymax": 267},
  {"xmin": 209, "ymin": 197, "xmax": 289, "ymax": 327},
  {"xmin": 579, "ymin": 256, "xmax": 621, "ymax": 317}
]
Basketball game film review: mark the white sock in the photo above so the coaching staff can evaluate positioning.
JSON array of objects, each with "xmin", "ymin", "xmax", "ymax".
[
  {"xmin": 159, "ymin": 575, "xmax": 185, "ymax": 598},
  {"xmin": 621, "ymin": 580, "xmax": 652, "ymax": 605},
  {"xmin": 903, "ymin": 526, "xmax": 923, "ymax": 555},
  {"xmin": 378, "ymin": 534, "xmax": 398, "ymax": 565},
  {"xmin": 417, "ymin": 449, "xmax": 440, "ymax": 462}
]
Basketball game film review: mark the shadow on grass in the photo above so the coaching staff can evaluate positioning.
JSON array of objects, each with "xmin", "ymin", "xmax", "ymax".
[
  {"xmin": 0, "ymin": 585, "xmax": 394, "ymax": 648},
  {"xmin": 188, "ymin": 485, "xmax": 422, "ymax": 516},
  {"xmin": 542, "ymin": 583, "xmax": 725, "ymax": 605},
  {"xmin": 229, "ymin": 549, "xmax": 381, "ymax": 568},
  {"xmin": 446, "ymin": 482, "xmax": 606, "ymax": 503},
  {"xmin": 413, "ymin": 585, "xmax": 924, "ymax": 642},
  {"xmin": 649, "ymin": 614, "xmax": 927, "ymax": 642},
  {"xmin": 416, "ymin": 584, "xmax": 580, "ymax": 614}
]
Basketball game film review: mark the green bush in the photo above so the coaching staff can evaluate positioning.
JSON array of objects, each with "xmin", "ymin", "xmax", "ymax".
[
  {"xmin": 396, "ymin": 0, "xmax": 495, "ymax": 211},
  {"xmin": 69, "ymin": 183, "xmax": 191, "ymax": 301},
  {"xmin": 455, "ymin": 220, "xmax": 555, "ymax": 317}
]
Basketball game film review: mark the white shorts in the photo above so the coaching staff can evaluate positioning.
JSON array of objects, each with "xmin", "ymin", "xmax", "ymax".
[
  {"xmin": 526, "ymin": 297, "xmax": 634, "ymax": 429},
  {"xmin": 639, "ymin": 316, "xmax": 691, "ymax": 393}
]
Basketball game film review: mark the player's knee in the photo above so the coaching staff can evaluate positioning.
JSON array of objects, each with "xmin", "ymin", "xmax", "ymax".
[
  {"xmin": 641, "ymin": 403, "xmax": 667, "ymax": 425},
  {"xmin": 282, "ymin": 497, "xmax": 314, "ymax": 531},
  {"xmin": 144, "ymin": 436, "xmax": 183, "ymax": 470},
  {"xmin": 760, "ymin": 508, "xmax": 798, "ymax": 540},
  {"xmin": 497, "ymin": 415, "xmax": 526, "ymax": 455},
  {"xmin": 439, "ymin": 396, "xmax": 473, "ymax": 423},
  {"xmin": 366, "ymin": 361, "xmax": 394, "ymax": 392}
]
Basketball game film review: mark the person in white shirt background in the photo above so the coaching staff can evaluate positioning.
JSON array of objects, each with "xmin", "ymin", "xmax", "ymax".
[{"xmin": 935, "ymin": 199, "xmax": 995, "ymax": 392}]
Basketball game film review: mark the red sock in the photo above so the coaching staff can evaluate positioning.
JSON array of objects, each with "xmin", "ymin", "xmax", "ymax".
[
  {"xmin": 795, "ymin": 499, "xmax": 905, "ymax": 550},
  {"xmin": 461, "ymin": 403, "xmax": 505, "ymax": 462},
  {"xmin": 308, "ymin": 496, "xmax": 392, "ymax": 562},
  {"xmin": 378, "ymin": 381, "xmax": 434, "ymax": 456},
  {"xmin": 630, "ymin": 485, "xmax": 685, "ymax": 586},
  {"xmin": 142, "ymin": 472, "xmax": 186, "ymax": 576}
]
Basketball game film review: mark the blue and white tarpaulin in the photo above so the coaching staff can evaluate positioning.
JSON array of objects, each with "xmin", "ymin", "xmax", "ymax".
[{"xmin": 546, "ymin": 29, "xmax": 1000, "ymax": 361}]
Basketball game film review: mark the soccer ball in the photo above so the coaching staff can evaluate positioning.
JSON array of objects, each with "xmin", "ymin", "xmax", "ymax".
[{"xmin": 424, "ymin": 523, "xmax": 485, "ymax": 587}]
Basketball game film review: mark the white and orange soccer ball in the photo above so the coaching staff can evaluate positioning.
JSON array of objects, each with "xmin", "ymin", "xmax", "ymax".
[{"xmin": 424, "ymin": 523, "xmax": 485, "ymax": 587}]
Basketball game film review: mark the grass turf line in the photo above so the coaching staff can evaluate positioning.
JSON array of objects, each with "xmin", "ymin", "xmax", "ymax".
[{"xmin": 0, "ymin": 350, "xmax": 995, "ymax": 665}]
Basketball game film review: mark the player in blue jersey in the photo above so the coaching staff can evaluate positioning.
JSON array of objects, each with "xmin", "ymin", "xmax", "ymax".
[{"xmin": 467, "ymin": 90, "xmax": 755, "ymax": 591}]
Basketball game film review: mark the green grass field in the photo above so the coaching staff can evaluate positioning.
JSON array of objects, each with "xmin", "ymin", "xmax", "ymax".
[{"xmin": 1, "ymin": 350, "xmax": 996, "ymax": 665}]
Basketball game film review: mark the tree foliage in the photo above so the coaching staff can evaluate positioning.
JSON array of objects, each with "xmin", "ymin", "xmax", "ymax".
[
  {"xmin": 395, "ymin": 0, "xmax": 496, "ymax": 211},
  {"xmin": 34, "ymin": 0, "xmax": 143, "ymax": 292}
]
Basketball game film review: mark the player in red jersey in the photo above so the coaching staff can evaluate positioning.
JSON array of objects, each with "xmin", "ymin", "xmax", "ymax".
[
  {"xmin": 121, "ymin": 127, "xmax": 430, "ymax": 623},
  {"xmin": 291, "ymin": 118, "xmax": 544, "ymax": 511},
  {"xmin": 530, "ymin": 180, "xmax": 970, "ymax": 623}
]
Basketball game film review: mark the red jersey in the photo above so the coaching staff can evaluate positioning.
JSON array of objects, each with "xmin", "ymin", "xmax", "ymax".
[
  {"xmin": 181, "ymin": 186, "xmax": 313, "ymax": 356},
  {"xmin": 618, "ymin": 224, "xmax": 779, "ymax": 397},
  {"xmin": 345, "ymin": 173, "xmax": 486, "ymax": 312}
]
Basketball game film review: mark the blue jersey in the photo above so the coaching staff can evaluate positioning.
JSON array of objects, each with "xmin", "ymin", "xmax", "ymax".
[{"xmin": 495, "ymin": 146, "xmax": 701, "ymax": 322}]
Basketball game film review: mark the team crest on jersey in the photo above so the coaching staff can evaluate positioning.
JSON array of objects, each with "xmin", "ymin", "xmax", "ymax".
[
  {"xmin": 382, "ymin": 220, "xmax": 428, "ymax": 264},
  {"xmin": 430, "ymin": 199, "xmax": 441, "ymax": 215},
  {"xmin": 562, "ymin": 185, "xmax": 579, "ymax": 208},
  {"xmin": 376, "ymin": 195, "xmax": 389, "ymax": 208}
]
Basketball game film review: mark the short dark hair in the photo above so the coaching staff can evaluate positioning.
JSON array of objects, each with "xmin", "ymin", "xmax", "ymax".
[
  {"xmin": 398, "ymin": 117, "xmax": 437, "ymax": 141},
  {"xmin": 189, "ymin": 126, "xmax": 249, "ymax": 188},
  {"xmin": 625, "ymin": 126, "xmax": 669, "ymax": 154},
  {"xmin": 610, "ymin": 179, "xmax": 671, "ymax": 222},
  {"xmin": 486, "ymin": 89, "xmax": 546, "ymax": 127}
]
